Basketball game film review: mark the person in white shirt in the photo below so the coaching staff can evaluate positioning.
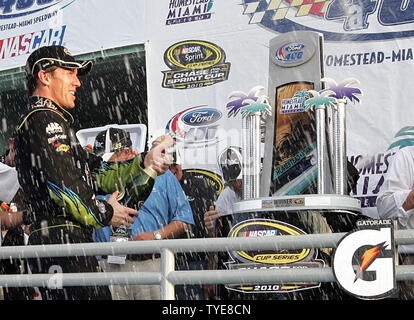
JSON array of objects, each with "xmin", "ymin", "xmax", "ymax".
[
  {"xmin": 0, "ymin": 139, "xmax": 26, "ymax": 230},
  {"xmin": 0, "ymin": 138, "xmax": 19, "ymax": 204},
  {"xmin": 0, "ymin": 162, "xmax": 19, "ymax": 204},
  {"xmin": 377, "ymin": 145, "xmax": 414, "ymax": 299}
]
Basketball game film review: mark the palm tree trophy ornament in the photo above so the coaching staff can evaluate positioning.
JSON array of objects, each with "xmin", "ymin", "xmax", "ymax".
[
  {"xmin": 298, "ymin": 78, "xmax": 363, "ymax": 195},
  {"xmin": 226, "ymin": 86, "xmax": 272, "ymax": 199}
]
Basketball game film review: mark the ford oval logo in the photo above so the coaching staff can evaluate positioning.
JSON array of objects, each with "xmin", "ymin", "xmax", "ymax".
[
  {"xmin": 285, "ymin": 43, "xmax": 305, "ymax": 52},
  {"xmin": 182, "ymin": 108, "xmax": 222, "ymax": 127},
  {"xmin": 273, "ymin": 40, "xmax": 315, "ymax": 67}
]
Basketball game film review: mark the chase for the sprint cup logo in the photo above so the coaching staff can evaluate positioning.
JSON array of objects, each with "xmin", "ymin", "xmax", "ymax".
[
  {"xmin": 225, "ymin": 219, "xmax": 324, "ymax": 294},
  {"xmin": 162, "ymin": 40, "xmax": 231, "ymax": 89},
  {"xmin": 241, "ymin": 0, "xmax": 414, "ymax": 41}
]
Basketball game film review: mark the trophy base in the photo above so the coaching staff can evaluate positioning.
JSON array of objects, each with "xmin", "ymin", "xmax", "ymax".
[{"xmin": 213, "ymin": 194, "xmax": 367, "ymax": 300}]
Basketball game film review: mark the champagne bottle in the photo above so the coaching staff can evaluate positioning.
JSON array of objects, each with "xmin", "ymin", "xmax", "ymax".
[
  {"xmin": 122, "ymin": 134, "xmax": 175, "ymax": 209},
  {"xmin": 121, "ymin": 166, "xmax": 157, "ymax": 209}
]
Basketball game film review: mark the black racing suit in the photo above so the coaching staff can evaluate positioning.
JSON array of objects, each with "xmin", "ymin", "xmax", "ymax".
[{"xmin": 14, "ymin": 96, "xmax": 150, "ymax": 300}]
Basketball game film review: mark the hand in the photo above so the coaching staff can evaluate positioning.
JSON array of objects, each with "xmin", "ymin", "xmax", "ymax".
[
  {"xmin": 0, "ymin": 211, "xmax": 23, "ymax": 230},
  {"xmin": 403, "ymin": 190, "xmax": 414, "ymax": 211},
  {"xmin": 132, "ymin": 232, "xmax": 154, "ymax": 241},
  {"xmin": 144, "ymin": 135, "xmax": 175, "ymax": 175},
  {"xmin": 107, "ymin": 191, "xmax": 138, "ymax": 227},
  {"xmin": 5, "ymin": 138, "xmax": 15, "ymax": 167},
  {"xmin": 203, "ymin": 205, "xmax": 222, "ymax": 236}
]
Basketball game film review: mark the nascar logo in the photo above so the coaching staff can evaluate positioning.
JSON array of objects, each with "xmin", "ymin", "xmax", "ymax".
[
  {"xmin": 246, "ymin": 229, "xmax": 277, "ymax": 237},
  {"xmin": 0, "ymin": 25, "xmax": 66, "ymax": 60},
  {"xmin": 228, "ymin": 219, "xmax": 312, "ymax": 264}
]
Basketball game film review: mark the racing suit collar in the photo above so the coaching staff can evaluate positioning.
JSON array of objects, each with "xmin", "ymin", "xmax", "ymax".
[{"xmin": 29, "ymin": 96, "xmax": 74, "ymax": 124}]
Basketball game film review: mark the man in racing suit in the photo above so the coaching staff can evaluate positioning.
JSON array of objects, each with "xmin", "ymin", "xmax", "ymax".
[{"xmin": 13, "ymin": 45, "xmax": 172, "ymax": 300}]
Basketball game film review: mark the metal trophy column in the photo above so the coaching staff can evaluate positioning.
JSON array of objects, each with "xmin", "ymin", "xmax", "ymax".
[
  {"xmin": 333, "ymin": 98, "xmax": 348, "ymax": 195},
  {"xmin": 302, "ymin": 89, "xmax": 337, "ymax": 194},
  {"xmin": 320, "ymin": 77, "xmax": 363, "ymax": 195},
  {"xmin": 315, "ymin": 103, "xmax": 327, "ymax": 194},
  {"xmin": 241, "ymin": 96, "xmax": 272, "ymax": 200},
  {"xmin": 242, "ymin": 112, "xmax": 262, "ymax": 200}
]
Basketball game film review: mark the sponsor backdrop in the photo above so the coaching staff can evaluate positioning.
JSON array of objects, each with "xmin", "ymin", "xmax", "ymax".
[{"xmin": 1, "ymin": 0, "xmax": 414, "ymax": 219}]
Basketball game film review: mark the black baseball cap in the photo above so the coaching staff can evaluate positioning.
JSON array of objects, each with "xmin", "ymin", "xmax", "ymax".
[
  {"xmin": 93, "ymin": 127, "xmax": 133, "ymax": 161},
  {"xmin": 218, "ymin": 146, "xmax": 243, "ymax": 183},
  {"xmin": 26, "ymin": 45, "xmax": 93, "ymax": 77}
]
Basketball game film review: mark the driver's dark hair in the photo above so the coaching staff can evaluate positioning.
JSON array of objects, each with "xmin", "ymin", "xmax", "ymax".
[{"xmin": 26, "ymin": 66, "xmax": 58, "ymax": 96}]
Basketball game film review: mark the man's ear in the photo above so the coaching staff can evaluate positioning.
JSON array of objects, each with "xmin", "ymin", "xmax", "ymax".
[{"xmin": 37, "ymin": 70, "xmax": 51, "ymax": 86}]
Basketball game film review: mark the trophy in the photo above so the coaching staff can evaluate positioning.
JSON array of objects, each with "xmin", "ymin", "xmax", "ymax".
[{"xmin": 216, "ymin": 31, "xmax": 364, "ymax": 300}]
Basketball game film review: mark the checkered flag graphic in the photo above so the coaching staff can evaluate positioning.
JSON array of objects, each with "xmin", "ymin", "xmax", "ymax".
[{"xmin": 242, "ymin": 0, "xmax": 330, "ymax": 23}]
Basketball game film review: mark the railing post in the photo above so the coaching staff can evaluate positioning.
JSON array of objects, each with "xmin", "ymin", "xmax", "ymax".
[{"xmin": 160, "ymin": 248, "xmax": 175, "ymax": 300}]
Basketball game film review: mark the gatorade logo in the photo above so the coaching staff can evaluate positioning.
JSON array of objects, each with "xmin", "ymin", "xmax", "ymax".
[{"xmin": 333, "ymin": 219, "xmax": 396, "ymax": 299}]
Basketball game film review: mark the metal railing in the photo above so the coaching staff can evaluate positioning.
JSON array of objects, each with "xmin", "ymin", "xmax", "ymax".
[{"xmin": 0, "ymin": 229, "xmax": 414, "ymax": 299}]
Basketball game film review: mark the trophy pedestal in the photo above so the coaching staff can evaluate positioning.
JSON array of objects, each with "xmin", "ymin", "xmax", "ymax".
[
  {"xmin": 234, "ymin": 194, "xmax": 361, "ymax": 214},
  {"xmin": 214, "ymin": 195, "xmax": 364, "ymax": 300}
]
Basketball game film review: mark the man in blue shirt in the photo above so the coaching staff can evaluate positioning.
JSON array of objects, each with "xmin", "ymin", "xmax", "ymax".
[
  {"xmin": 93, "ymin": 128, "xmax": 194, "ymax": 300},
  {"xmin": 94, "ymin": 169, "xmax": 193, "ymax": 243}
]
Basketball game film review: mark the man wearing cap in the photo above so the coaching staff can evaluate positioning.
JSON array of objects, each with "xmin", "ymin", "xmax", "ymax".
[
  {"xmin": 203, "ymin": 146, "xmax": 243, "ymax": 236},
  {"xmin": 92, "ymin": 128, "xmax": 194, "ymax": 300},
  {"xmin": 13, "ymin": 45, "xmax": 172, "ymax": 300}
]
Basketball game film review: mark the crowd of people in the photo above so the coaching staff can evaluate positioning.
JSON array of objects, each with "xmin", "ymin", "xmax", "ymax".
[{"xmin": 0, "ymin": 45, "xmax": 242, "ymax": 301}]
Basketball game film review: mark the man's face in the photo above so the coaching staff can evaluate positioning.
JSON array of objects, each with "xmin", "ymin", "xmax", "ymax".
[
  {"xmin": 47, "ymin": 67, "xmax": 81, "ymax": 109},
  {"xmin": 109, "ymin": 148, "xmax": 135, "ymax": 162},
  {"xmin": 232, "ymin": 179, "xmax": 243, "ymax": 197},
  {"xmin": 170, "ymin": 164, "xmax": 183, "ymax": 181}
]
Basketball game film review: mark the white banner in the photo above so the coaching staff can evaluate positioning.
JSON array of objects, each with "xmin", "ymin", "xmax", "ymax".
[
  {"xmin": 145, "ymin": 0, "xmax": 414, "ymax": 219},
  {"xmin": 1, "ymin": 0, "xmax": 414, "ymax": 218},
  {"xmin": 0, "ymin": 0, "xmax": 148, "ymax": 69}
]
